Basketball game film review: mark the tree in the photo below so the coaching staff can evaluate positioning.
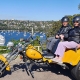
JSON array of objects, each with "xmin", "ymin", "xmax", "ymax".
[{"xmin": 78, "ymin": 4, "xmax": 80, "ymax": 10}]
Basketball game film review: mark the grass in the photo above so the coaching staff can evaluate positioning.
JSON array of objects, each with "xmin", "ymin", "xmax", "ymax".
[{"xmin": 0, "ymin": 46, "xmax": 10, "ymax": 54}]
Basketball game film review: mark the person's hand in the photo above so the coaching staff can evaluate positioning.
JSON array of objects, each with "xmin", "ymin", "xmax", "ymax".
[
  {"xmin": 77, "ymin": 44, "xmax": 80, "ymax": 48},
  {"xmin": 55, "ymin": 35, "xmax": 59, "ymax": 39},
  {"xmin": 59, "ymin": 34, "xmax": 64, "ymax": 40}
]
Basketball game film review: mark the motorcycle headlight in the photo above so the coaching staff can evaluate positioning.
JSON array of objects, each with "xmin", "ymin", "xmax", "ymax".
[{"xmin": 7, "ymin": 41, "xmax": 14, "ymax": 47}]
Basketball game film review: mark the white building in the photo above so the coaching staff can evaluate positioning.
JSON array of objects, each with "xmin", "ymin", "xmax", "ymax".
[{"xmin": 0, "ymin": 35, "xmax": 5, "ymax": 46}]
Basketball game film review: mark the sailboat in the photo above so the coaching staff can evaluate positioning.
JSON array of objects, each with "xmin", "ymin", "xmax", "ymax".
[
  {"xmin": 24, "ymin": 31, "xmax": 26, "ymax": 36},
  {"xmin": 13, "ymin": 30, "xmax": 14, "ymax": 33}
]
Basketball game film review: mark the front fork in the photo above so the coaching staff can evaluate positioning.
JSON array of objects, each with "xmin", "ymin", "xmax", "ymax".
[{"xmin": 24, "ymin": 58, "xmax": 50, "ymax": 78}]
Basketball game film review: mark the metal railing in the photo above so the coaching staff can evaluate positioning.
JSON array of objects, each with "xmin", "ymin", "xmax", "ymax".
[{"xmin": 34, "ymin": 46, "xmax": 41, "ymax": 51}]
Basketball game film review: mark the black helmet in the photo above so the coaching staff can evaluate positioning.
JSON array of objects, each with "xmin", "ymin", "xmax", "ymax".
[
  {"xmin": 61, "ymin": 16, "xmax": 69, "ymax": 22},
  {"xmin": 73, "ymin": 16, "xmax": 80, "ymax": 23}
]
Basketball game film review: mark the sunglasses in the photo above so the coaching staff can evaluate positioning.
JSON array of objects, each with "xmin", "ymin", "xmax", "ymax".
[{"xmin": 73, "ymin": 21, "xmax": 79, "ymax": 23}]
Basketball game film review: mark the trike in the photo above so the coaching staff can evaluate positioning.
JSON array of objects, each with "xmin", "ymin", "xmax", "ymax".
[{"xmin": 0, "ymin": 36, "xmax": 80, "ymax": 80}]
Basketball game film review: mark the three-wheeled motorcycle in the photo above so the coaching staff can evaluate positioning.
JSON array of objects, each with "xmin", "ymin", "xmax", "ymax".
[{"xmin": 0, "ymin": 36, "xmax": 80, "ymax": 80}]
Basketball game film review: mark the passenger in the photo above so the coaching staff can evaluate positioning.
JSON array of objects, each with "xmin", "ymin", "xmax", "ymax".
[
  {"xmin": 51, "ymin": 15, "xmax": 80, "ymax": 63},
  {"xmin": 46, "ymin": 16, "xmax": 72, "ymax": 53}
]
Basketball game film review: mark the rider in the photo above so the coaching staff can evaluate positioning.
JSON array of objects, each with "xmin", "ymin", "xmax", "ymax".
[
  {"xmin": 46, "ymin": 16, "xmax": 72, "ymax": 53},
  {"xmin": 51, "ymin": 15, "xmax": 80, "ymax": 63}
]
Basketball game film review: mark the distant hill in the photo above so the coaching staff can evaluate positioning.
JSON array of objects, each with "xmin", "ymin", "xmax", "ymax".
[{"xmin": 0, "ymin": 14, "xmax": 80, "ymax": 37}]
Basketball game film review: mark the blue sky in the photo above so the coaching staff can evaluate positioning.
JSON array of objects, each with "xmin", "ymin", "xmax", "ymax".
[{"xmin": 0, "ymin": 0, "xmax": 80, "ymax": 21}]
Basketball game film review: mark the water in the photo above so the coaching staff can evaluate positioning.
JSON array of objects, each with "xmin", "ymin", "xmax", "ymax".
[{"xmin": 0, "ymin": 31, "xmax": 47, "ymax": 45}]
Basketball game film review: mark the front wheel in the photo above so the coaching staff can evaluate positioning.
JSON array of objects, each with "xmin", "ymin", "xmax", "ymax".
[{"xmin": 71, "ymin": 62, "xmax": 80, "ymax": 80}]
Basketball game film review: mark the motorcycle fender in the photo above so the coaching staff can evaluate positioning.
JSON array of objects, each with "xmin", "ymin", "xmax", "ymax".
[
  {"xmin": 62, "ymin": 49, "xmax": 80, "ymax": 66},
  {"xmin": 0, "ymin": 55, "xmax": 10, "ymax": 71}
]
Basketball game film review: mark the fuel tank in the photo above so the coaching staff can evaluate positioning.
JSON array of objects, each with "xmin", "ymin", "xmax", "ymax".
[{"xmin": 26, "ymin": 45, "xmax": 43, "ymax": 60}]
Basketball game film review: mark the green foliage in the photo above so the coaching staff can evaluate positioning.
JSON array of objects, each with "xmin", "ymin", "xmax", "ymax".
[
  {"xmin": 78, "ymin": 4, "xmax": 80, "ymax": 10},
  {"xmin": 31, "ymin": 39, "xmax": 40, "ymax": 46},
  {"xmin": 11, "ymin": 39, "xmax": 40, "ymax": 46},
  {"xmin": 0, "ymin": 46, "xmax": 7, "ymax": 49},
  {"xmin": 0, "ymin": 46, "xmax": 10, "ymax": 54},
  {"xmin": 11, "ymin": 39, "xmax": 20, "ymax": 46}
]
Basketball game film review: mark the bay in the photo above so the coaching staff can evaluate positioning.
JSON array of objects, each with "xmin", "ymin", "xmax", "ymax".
[{"xmin": 0, "ymin": 30, "xmax": 47, "ymax": 45}]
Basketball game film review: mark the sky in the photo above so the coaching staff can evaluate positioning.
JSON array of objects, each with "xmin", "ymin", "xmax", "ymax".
[{"xmin": 0, "ymin": 0, "xmax": 80, "ymax": 21}]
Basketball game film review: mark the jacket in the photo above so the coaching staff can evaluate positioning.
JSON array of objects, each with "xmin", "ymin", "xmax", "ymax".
[
  {"xmin": 56, "ymin": 25, "xmax": 72, "ymax": 40},
  {"xmin": 68, "ymin": 27, "xmax": 80, "ymax": 44}
]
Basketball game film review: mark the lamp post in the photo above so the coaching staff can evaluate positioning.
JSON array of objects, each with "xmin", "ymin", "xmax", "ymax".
[{"xmin": 32, "ymin": 27, "xmax": 33, "ymax": 36}]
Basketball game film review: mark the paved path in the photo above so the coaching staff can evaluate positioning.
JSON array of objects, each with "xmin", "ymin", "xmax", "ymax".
[{"xmin": 0, "ymin": 57, "xmax": 75, "ymax": 80}]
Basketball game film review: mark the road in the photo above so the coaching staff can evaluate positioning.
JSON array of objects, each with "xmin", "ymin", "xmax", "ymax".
[{"xmin": 0, "ymin": 57, "xmax": 75, "ymax": 80}]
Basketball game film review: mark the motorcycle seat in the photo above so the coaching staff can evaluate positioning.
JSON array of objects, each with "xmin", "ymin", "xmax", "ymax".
[{"xmin": 42, "ymin": 50, "xmax": 54, "ymax": 59}]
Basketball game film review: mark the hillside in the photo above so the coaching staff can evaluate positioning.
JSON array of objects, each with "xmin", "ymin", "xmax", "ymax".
[{"xmin": 0, "ymin": 14, "xmax": 80, "ymax": 37}]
